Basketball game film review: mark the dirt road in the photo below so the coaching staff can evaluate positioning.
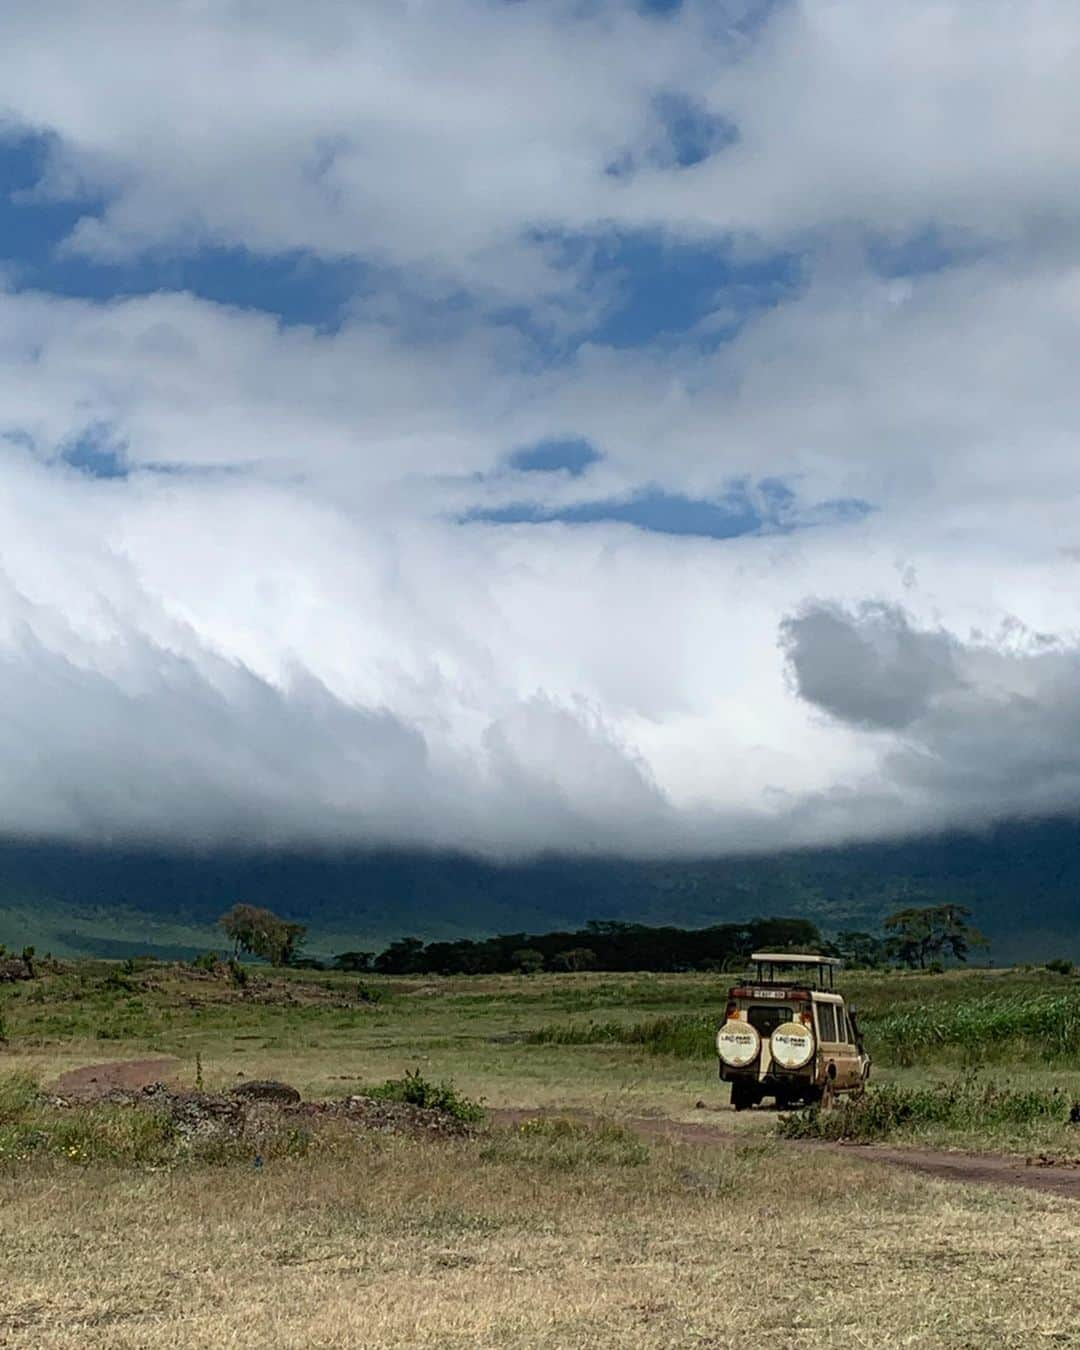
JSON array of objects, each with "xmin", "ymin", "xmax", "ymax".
[
  {"xmin": 491, "ymin": 1106, "xmax": 1080, "ymax": 1201},
  {"xmin": 47, "ymin": 1060, "xmax": 1080, "ymax": 1200}
]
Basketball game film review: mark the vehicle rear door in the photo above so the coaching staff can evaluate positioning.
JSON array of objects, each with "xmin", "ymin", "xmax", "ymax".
[
  {"xmin": 833, "ymin": 1006, "xmax": 862, "ymax": 1088},
  {"xmin": 814, "ymin": 999, "xmax": 846, "ymax": 1085}
]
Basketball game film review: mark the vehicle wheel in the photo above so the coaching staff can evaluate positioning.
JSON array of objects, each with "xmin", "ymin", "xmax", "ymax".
[{"xmin": 731, "ymin": 1081, "xmax": 757, "ymax": 1111}]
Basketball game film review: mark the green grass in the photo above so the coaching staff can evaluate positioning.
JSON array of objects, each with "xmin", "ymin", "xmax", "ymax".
[
  {"xmin": 6, "ymin": 958, "xmax": 1080, "ymax": 1153},
  {"xmin": 525, "ymin": 1013, "xmax": 716, "ymax": 1057},
  {"xmin": 867, "ymin": 989, "xmax": 1080, "ymax": 1065},
  {"xmin": 525, "ymin": 970, "xmax": 1080, "ymax": 1070}
]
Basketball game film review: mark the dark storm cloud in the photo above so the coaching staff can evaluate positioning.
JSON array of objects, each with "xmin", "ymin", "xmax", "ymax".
[
  {"xmin": 780, "ymin": 601, "xmax": 962, "ymax": 730},
  {"xmin": 783, "ymin": 600, "xmax": 1080, "ymax": 826}
]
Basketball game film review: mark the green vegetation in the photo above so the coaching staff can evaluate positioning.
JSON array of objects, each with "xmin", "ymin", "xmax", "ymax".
[
  {"xmin": 526, "ymin": 1013, "xmax": 715, "ymax": 1058},
  {"xmin": 527, "ymin": 972, "xmax": 1080, "ymax": 1070},
  {"xmin": 2, "ymin": 954, "xmax": 1079, "ymax": 1153},
  {"xmin": 367, "ymin": 1069, "xmax": 486, "ymax": 1124},
  {"xmin": 869, "ymin": 987, "xmax": 1080, "ymax": 1065},
  {"xmin": 219, "ymin": 903, "xmax": 307, "ymax": 965},
  {"xmin": 883, "ymin": 904, "xmax": 987, "ymax": 969},
  {"xmin": 778, "ymin": 1076, "xmax": 1073, "ymax": 1143}
]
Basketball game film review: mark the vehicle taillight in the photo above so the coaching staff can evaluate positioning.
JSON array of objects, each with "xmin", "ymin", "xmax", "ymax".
[
  {"xmin": 799, "ymin": 1010, "xmax": 813, "ymax": 1027},
  {"xmin": 724, "ymin": 1000, "xmax": 737, "ymax": 1021}
]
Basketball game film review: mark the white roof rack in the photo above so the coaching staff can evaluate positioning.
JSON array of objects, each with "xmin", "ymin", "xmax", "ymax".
[{"xmin": 750, "ymin": 952, "xmax": 843, "ymax": 968}]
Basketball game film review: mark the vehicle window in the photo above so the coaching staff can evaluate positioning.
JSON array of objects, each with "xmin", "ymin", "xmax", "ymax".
[
  {"xmin": 840, "ymin": 1012, "xmax": 855, "ymax": 1045},
  {"xmin": 816, "ymin": 1003, "xmax": 838, "ymax": 1042},
  {"xmin": 747, "ymin": 1004, "xmax": 793, "ymax": 1038}
]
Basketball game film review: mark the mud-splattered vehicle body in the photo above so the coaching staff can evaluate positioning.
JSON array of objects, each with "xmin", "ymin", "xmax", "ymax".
[{"xmin": 716, "ymin": 953, "xmax": 871, "ymax": 1110}]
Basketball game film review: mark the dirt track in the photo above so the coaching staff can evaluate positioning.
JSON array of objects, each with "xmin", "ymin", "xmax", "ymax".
[
  {"xmin": 490, "ymin": 1106, "xmax": 1080, "ymax": 1201},
  {"xmin": 48, "ymin": 1061, "xmax": 1080, "ymax": 1200}
]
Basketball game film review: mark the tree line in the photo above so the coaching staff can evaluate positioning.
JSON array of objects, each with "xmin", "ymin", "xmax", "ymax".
[
  {"xmin": 334, "ymin": 916, "xmax": 823, "ymax": 975},
  {"xmin": 215, "ymin": 901, "xmax": 987, "ymax": 974}
]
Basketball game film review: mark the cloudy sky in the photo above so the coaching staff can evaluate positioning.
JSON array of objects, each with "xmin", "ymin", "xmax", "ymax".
[{"xmin": 2, "ymin": 0, "xmax": 1079, "ymax": 857}]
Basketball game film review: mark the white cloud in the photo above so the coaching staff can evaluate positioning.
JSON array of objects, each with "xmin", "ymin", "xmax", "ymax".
[
  {"xmin": 1, "ymin": 1, "xmax": 1080, "ymax": 854},
  {"xmin": 4, "ymin": 1, "xmax": 1080, "ymax": 297}
]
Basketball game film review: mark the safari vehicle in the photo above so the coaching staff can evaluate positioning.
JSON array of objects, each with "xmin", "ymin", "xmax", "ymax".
[{"xmin": 716, "ymin": 952, "xmax": 870, "ymax": 1110}]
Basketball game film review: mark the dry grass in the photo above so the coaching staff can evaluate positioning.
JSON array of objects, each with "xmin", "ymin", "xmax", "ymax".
[{"xmin": 3, "ymin": 1126, "xmax": 1079, "ymax": 1349}]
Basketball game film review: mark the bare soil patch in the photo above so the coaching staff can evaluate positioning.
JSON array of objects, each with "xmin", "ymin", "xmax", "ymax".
[{"xmin": 51, "ymin": 1058, "xmax": 182, "ymax": 1099}]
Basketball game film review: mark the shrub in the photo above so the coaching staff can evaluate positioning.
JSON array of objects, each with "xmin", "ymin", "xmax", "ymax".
[
  {"xmin": 335, "ymin": 951, "xmax": 375, "ymax": 972},
  {"xmin": 102, "ymin": 970, "xmax": 137, "ymax": 994},
  {"xmin": 777, "ymin": 1076, "xmax": 1070, "ymax": 1143},
  {"xmin": 227, "ymin": 958, "xmax": 249, "ymax": 988},
  {"xmin": 1046, "ymin": 958, "xmax": 1074, "ymax": 976},
  {"xmin": 368, "ymin": 1070, "xmax": 484, "ymax": 1124},
  {"xmin": 191, "ymin": 952, "xmax": 220, "ymax": 973},
  {"xmin": 355, "ymin": 981, "xmax": 382, "ymax": 1005}
]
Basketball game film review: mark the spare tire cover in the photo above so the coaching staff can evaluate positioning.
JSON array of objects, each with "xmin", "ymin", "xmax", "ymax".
[
  {"xmin": 716, "ymin": 1020, "xmax": 760, "ymax": 1068},
  {"xmin": 770, "ymin": 1022, "xmax": 816, "ymax": 1070}
]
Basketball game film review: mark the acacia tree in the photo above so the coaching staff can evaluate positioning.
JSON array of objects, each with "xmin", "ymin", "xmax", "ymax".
[
  {"xmin": 884, "ymin": 904, "xmax": 987, "ymax": 969},
  {"xmin": 551, "ymin": 947, "xmax": 596, "ymax": 972},
  {"xmin": 219, "ymin": 904, "xmax": 306, "ymax": 966},
  {"xmin": 833, "ymin": 930, "xmax": 889, "ymax": 969}
]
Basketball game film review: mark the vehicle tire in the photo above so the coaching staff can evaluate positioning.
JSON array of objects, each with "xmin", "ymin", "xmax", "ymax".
[{"xmin": 731, "ymin": 1081, "xmax": 757, "ymax": 1112}]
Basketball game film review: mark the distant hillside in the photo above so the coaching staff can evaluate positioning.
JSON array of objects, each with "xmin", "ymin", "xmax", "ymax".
[{"xmin": 0, "ymin": 816, "xmax": 1077, "ymax": 961}]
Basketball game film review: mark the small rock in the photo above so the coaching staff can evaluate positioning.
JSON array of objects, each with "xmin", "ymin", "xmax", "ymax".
[{"xmin": 694, "ymin": 1100, "xmax": 707, "ymax": 1110}]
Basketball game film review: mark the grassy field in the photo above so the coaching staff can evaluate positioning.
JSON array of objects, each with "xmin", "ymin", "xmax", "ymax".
[{"xmin": 2, "ymin": 960, "xmax": 1080, "ymax": 1346}]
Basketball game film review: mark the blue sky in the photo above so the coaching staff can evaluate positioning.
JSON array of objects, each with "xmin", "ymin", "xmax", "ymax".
[
  {"xmin": 1, "ymin": 0, "xmax": 1079, "ymax": 857},
  {"xmin": 0, "ymin": 134, "xmax": 365, "ymax": 331},
  {"xmin": 0, "ymin": 121, "xmax": 821, "ymax": 538}
]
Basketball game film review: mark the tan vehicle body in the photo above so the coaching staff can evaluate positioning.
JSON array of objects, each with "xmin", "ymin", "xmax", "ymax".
[{"xmin": 716, "ymin": 954, "xmax": 871, "ymax": 1110}]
